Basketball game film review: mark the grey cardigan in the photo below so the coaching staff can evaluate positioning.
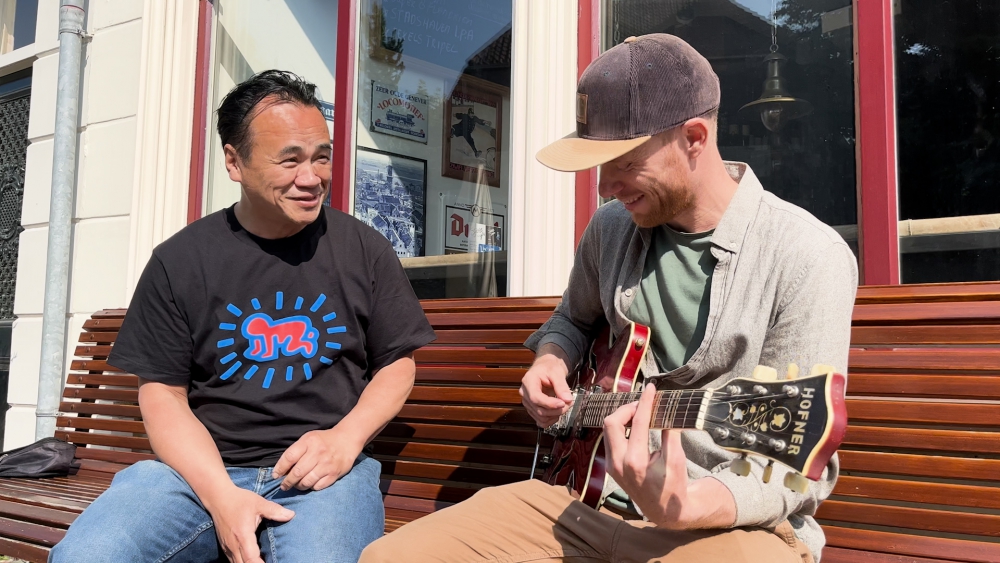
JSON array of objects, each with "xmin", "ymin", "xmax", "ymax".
[{"xmin": 525, "ymin": 163, "xmax": 858, "ymax": 562}]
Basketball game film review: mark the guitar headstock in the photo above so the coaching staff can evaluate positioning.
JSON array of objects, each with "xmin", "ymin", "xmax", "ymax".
[{"xmin": 704, "ymin": 364, "xmax": 848, "ymax": 491}]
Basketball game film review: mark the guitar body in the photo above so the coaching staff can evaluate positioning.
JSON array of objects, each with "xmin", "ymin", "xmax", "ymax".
[{"xmin": 541, "ymin": 322, "xmax": 650, "ymax": 508}]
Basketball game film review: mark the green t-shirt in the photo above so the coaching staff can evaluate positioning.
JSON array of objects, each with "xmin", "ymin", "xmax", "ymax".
[{"xmin": 627, "ymin": 225, "xmax": 716, "ymax": 372}]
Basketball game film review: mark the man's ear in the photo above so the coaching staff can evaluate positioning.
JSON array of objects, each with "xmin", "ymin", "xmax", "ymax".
[
  {"xmin": 683, "ymin": 119, "xmax": 711, "ymax": 159},
  {"xmin": 224, "ymin": 144, "xmax": 244, "ymax": 184}
]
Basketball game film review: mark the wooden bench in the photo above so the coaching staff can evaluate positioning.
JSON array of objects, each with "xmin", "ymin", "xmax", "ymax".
[{"xmin": 1, "ymin": 285, "xmax": 998, "ymax": 562}]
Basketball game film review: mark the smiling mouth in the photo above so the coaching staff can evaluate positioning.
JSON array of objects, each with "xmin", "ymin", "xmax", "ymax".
[{"xmin": 618, "ymin": 194, "xmax": 643, "ymax": 205}]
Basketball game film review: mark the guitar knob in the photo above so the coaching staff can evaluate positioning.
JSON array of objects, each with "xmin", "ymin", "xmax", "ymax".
[
  {"xmin": 762, "ymin": 460, "xmax": 775, "ymax": 483},
  {"xmin": 784, "ymin": 472, "xmax": 810, "ymax": 494},
  {"xmin": 785, "ymin": 363, "xmax": 800, "ymax": 380},
  {"xmin": 740, "ymin": 432, "xmax": 757, "ymax": 446},
  {"xmin": 730, "ymin": 455, "xmax": 752, "ymax": 477},
  {"xmin": 713, "ymin": 427, "xmax": 730, "ymax": 441},
  {"xmin": 634, "ymin": 338, "xmax": 646, "ymax": 349},
  {"xmin": 753, "ymin": 385, "xmax": 769, "ymax": 396},
  {"xmin": 726, "ymin": 385, "xmax": 742, "ymax": 396},
  {"xmin": 782, "ymin": 385, "xmax": 800, "ymax": 398},
  {"xmin": 768, "ymin": 438, "xmax": 787, "ymax": 453},
  {"xmin": 751, "ymin": 365, "xmax": 778, "ymax": 381}
]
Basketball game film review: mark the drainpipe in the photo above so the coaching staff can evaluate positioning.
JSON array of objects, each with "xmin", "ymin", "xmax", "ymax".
[{"xmin": 34, "ymin": 0, "xmax": 86, "ymax": 440}]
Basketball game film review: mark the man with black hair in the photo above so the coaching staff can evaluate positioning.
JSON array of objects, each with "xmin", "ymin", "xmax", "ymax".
[{"xmin": 49, "ymin": 70, "xmax": 435, "ymax": 563}]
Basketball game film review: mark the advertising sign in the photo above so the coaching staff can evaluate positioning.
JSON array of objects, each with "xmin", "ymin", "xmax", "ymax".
[{"xmin": 370, "ymin": 81, "xmax": 429, "ymax": 143}]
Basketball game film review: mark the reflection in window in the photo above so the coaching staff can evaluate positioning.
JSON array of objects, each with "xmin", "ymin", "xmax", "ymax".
[
  {"xmin": 0, "ymin": 0, "xmax": 38, "ymax": 55},
  {"xmin": 204, "ymin": 0, "xmax": 339, "ymax": 214},
  {"xmin": 357, "ymin": 1, "xmax": 513, "ymax": 298},
  {"xmin": 604, "ymin": 0, "xmax": 858, "ymax": 255},
  {"xmin": 895, "ymin": 0, "xmax": 1000, "ymax": 283}
]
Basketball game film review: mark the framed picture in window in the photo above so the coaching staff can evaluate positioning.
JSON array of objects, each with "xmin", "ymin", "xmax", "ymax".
[
  {"xmin": 353, "ymin": 147, "xmax": 427, "ymax": 258},
  {"xmin": 442, "ymin": 77, "xmax": 504, "ymax": 188}
]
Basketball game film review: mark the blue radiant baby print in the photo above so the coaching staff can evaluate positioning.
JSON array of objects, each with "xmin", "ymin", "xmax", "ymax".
[{"xmin": 216, "ymin": 292, "xmax": 348, "ymax": 389}]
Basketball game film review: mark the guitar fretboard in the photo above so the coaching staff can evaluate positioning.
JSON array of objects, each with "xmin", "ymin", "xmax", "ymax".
[{"xmin": 578, "ymin": 390, "xmax": 709, "ymax": 429}]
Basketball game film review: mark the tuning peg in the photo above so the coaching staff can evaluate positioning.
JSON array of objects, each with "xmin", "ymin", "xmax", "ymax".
[
  {"xmin": 785, "ymin": 363, "xmax": 799, "ymax": 380},
  {"xmin": 809, "ymin": 364, "xmax": 836, "ymax": 377},
  {"xmin": 730, "ymin": 454, "xmax": 752, "ymax": 477},
  {"xmin": 752, "ymin": 365, "xmax": 778, "ymax": 381},
  {"xmin": 784, "ymin": 472, "xmax": 810, "ymax": 494},
  {"xmin": 762, "ymin": 460, "xmax": 774, "ymax": 483}
]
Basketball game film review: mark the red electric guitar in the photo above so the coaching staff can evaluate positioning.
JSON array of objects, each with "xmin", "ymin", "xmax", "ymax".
[{"xmin": 538, "ymin": 321, "xmax": 848, "ymax": 508}]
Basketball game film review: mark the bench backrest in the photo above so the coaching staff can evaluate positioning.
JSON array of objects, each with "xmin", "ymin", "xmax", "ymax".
[
  {"xmin": 58, "ymin": 285, "xmax": 1000, "ymax": 561},
  {"xmin": 818, "ymin": 283, "xmax": 1000, "ymax": 563}
]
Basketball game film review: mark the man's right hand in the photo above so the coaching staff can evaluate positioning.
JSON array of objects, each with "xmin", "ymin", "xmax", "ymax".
[
  {"xmin": 206, "ymin": 486, "xmax": 294, "ymax": 563},
  {"xmin": 519, "ymin": 348, "xmax": 575, "ymax": 428}
]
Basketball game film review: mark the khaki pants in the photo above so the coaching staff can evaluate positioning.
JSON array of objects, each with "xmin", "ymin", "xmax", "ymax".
[{"xmin": 360, "ymin": 479, "xmax": 814, "ymax": 563}]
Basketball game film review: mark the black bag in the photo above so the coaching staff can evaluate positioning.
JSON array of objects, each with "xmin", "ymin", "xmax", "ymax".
[{"xmin": 0, "ymin": 437, "xmax": 78, "ymax": 478}]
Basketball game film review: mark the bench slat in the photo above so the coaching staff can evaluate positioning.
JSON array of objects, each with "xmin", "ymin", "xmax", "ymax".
[
  {"xmin": 849, "ymin": 349, "xmax": 1000, "ymax": 372},
  {"xmin": 56, "ymin": 416, "xmax": 146, "ymax": 434},
  {"xmin": 852, "ymin": 302, "xmax": 1000, "ymax": 325},
  {"xmin": 823, "ymin": 526, "xmax": 1000, "ymax": 562},
  {"xmin": 0, "ymin": 501, "xmax": 76, "ymax": 529},
  {"xmin": 379, "ymin": 422, "xmax": 544, "ymax": 447},
  {"xmin": 406, "ymin": 386, "xmax": 522, "ymax": 405},
  {"xmin": 424, "ymin": 311, "xmax": 554, "ymax": 328},
  {"xmin": 395, "ymin": 404, "xmax": 535, "ymax": 425},
  {"xmin": 415, "ymin": 367, "xmax": 526, "ymax": 385},
  {"xmin": 375, "ymin": 459, "xmax": 529, "ymax": 487},
  {"xmin": 846, "ymin": 374, "xmax": 1000, "ymax": 400},
  {"xmin": 0, "ymin": 537, "xmax": 51, "ymax": 563},
  {"xmin": 846, "ymin": 400, "xmax": 1000, "ymax": 426},
  {"xmin": 834, "ymin": 476, "xmax": 1000, "ymax": 509},
  {"xmin": 822, "ymin": 546, "xmax": 953, "ymax": 563},
  {"xmin": 844, "ymin": 426, "xmax": 1000, "ymax": 455},
  {"xmin": 77, "ymin": 331, "xmax": 118, "ymax": 344},
  {"xmin": 62, "ymin": 387, "xmax": 137, "ymax": 402},
  {"xmin": 379, "ymin": 479, "xmax": 477, "ymax": 504},
  {"xmin": 839, "ymin": 451, "xmax": 1000, "ymax": 481},
  {"xmin": 372, "ymin": 440, "xmax": 535, "ymax": 467},
  {"xmin": 852, "ymin": 325, "xmax": 1000, "ymax": 346},
  {"xmin": 0, "ymin": 517, "xmax": 65, "ymax": 548},
  {"xmin": 65, "ymin": 373, "xmax": 138, "ymax": 387},
  {"xmin": 817, "ymin": 500, "xmax": 1000, "ymax": 537},
  {"xmin": 432, "ymin": 329, "xmax": 535, "ymax": 345},
  {"xmin": 414, "ymin": 348, "xmax": 535, "ymax": 365},
  {"xmin": 60, "ymin": 402, "xmax": 141, "ymax": 418},
  {"xmin": 55, "ymin": 431, "xmax": 151, "ymax": 452},
  {"xmin": 73, "ymin": 447, "xmax": 155, "ymax": 466}
]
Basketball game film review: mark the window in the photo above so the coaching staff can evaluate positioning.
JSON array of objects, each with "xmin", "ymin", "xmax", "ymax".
[
  {"xmin": 895, "ymin": 0, "xmax": 1000, "ymax": 283},
  {"xmin": 355, "ymin": 0, "xmax": 513, "ymax": 298},
  {"xmin": 0, "ymin": 0, "xmax": 37, "ymax": 55},
  {"xmin": 203, "ymin": 0, "xmax": 338, "ymax": 215},
  {"xmin": 603, "ymin": 0, "xmax": 859, "ymax": 255}
]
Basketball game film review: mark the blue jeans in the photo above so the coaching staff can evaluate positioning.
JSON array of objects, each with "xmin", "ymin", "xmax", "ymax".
[{"xmin": 49, "ymin": 456, "xmax": 384, "ymax": 563}]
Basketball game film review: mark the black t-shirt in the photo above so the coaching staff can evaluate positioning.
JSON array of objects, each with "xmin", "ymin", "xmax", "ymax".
[{"xmin": 108, "ymin": 206, "xmax": 436, "ymax": 467}]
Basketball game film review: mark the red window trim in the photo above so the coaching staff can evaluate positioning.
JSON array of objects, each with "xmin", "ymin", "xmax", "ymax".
[
  {"xmin": 855, "ymin": 0, "xmax": 900, "ymax": 284},
  {"xmin": 330, "ymin": 0, "xmax": 358, "ymax": 213},
  {"xmin": 574, "ymin": 0, "xmax": 600, "ymax": 247},
  {"xmin": 187, "ymin": 0, "xmax": 214, "ymax": 224}
]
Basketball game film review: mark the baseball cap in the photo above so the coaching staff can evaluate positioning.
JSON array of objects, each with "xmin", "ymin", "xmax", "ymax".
[{"xmin": 536, "ymin": 34, "xmax": 721, "ymax": 172}]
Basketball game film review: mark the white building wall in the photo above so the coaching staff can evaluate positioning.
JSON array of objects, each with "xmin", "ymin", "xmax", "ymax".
[{"xmin": 5, "ymin": 0, "xmax": 198, "ymax": 448}]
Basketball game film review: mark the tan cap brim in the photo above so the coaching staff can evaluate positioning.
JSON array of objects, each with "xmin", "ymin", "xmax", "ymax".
[{"xmin": 536, "ymin": 132, "xmax": 653, "ymax": 172}]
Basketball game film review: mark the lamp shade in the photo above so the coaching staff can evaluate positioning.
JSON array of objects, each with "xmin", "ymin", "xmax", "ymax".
[{"xmin": 740, "ymin": 52, "xmax": 813, "ymax": 132}]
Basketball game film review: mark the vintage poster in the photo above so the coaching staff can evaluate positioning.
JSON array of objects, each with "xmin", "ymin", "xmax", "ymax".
[
  {"xmin": 369, "ymin": 81, "xmax": 429, "ymax": 143},
  {"xmin": 444, "ymin": 204, "xmax": 504, "ymax": 253},
  {"xmin": 354, "ymin": 148, "xmax": 427, "ymax": 258},
  {"xmin": 442, "ymin": 78, "xmax": 503, "ymax": 187}
]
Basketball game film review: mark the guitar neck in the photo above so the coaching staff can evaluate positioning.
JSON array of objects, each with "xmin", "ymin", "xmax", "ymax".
[{"xmin": 576, "ymin": 389, "xmax": 709, "ymax": 430}]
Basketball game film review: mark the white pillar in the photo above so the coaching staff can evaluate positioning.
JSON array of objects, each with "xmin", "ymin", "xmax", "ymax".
[
  {"xmin": 126, "ymin": 0, "xmax": 200, "ymax": 298},
  {"xmin": 507, "ymin": 0, "xmax": 579, "ymax": 298}
]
